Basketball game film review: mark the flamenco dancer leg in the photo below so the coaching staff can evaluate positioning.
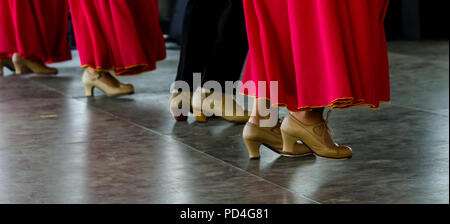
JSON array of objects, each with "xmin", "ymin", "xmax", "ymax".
[
  {"xmin": 242, "ymin": 0, "xmax": 391, "ymax": 159},
  {"xmin": 0, "ymin": 0, "xmax": 71, "ymax": 76},
  {"xmin": 170, "ymin": 0, "xmax": 250, "ymax": 123},
  {"xmin": 69, "ymin": 0, "xmax": 166, "ymax": 96}
]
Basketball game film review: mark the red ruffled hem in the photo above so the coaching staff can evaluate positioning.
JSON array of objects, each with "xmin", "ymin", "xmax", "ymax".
[
  {"xmin": 0, "ymin": 52, "xmax": 72, "ymax": 64},
  {"xmin": 241, "ymin": 93, "xmax": 391, "ymax": 112},
  {"xmin": 81, "ymin": 56, "xmax": 166, "ymax": 76}
]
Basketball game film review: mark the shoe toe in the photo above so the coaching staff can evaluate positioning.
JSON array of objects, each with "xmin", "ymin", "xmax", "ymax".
[
  {"xmin": 336, "ymin": 145, "xmax": 353, "ymax": 158},
  {"xmin": 120, "ymin": 83, "xmax": 134, "ymax": 89},
  {"xmin": 48, "ymin": 68, "xmax": 58, "ymax": 74},
  {"xmin": 125, "ymin": 85, "xmax": 135, "ymax": 93},
  {"xmin": 120, "ymin": 83, "xmax": 133, "ymax": 88},
  {"xmin": 223, "ymin": 114, "xmax": 250, "ymax": 123}
]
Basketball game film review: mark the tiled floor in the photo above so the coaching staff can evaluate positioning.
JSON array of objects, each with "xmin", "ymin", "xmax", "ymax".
[{"xmin": 0, "ymin": 41, "xmax": 448, "ymax": 204}]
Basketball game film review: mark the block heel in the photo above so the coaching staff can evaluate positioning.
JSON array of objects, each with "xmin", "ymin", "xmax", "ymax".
[
  {"xmin": 243, "ymin": 138, "xmax": 262, "ymax": 159},
  {"xmin": 281, "ymin": 131, "xmax": 301, "ymax": 154},
  {"xmin": 242, "ymin": 122, "xmax": 312, "ymax": 159},
  {"xmin": 84, "ymin": 84, "xmax": 94, "ymax": 97}
]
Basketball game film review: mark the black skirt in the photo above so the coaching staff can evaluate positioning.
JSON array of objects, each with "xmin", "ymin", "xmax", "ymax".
[{"xmin": 175, "ymin": 0, "xmax": 249, "ymax": 91}]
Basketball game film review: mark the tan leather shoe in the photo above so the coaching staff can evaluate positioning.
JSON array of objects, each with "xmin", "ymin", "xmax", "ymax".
[
  {"xmin": 192, "ymin": 87, "xmax": 250, "ymax": 123},
  {"xmin": 280, "ymin": 111, "xmax": 352, "ymax": 160},
  {"xmin": 0, "ymin": 58, "xmax": 15, "ymax": 76},
  {"xmin": 12, "ymin": 53, "xmax": 57, "ymax": 75},
  {"xmin": 82, "ymin": 70, "xmax": 134, "ymax": 97},
  {"xmin": 169, "ymin": 91, "xmax": 193, "ymax": 121},
  {"xmin": 243, "ymin": 120, "xmax": 313, "ymax": 159}
]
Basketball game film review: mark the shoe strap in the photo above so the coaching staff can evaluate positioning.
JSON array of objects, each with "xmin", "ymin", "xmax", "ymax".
[{"xmin": 86, "ymin": 68, "xmax": 102, "ymax": 80}]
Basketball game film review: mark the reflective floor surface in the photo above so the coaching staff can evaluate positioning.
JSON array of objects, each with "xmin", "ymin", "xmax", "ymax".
[{"xmin": 0, "ymin": 41, "xmax": 448, "ymax": 203}]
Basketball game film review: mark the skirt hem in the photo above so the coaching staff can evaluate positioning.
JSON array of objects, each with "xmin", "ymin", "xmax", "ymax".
[
  {"xmin": 241, "ymin": 93, "xmax": 391, "ymax": 112},
  {"xmin": 81, "ymin": 57, "xmax": 166, "ymax": 76}
]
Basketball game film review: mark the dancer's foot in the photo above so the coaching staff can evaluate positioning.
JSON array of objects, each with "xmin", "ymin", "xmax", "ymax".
[
  {"xmin": 281, "ymin": 110, "xmax": 352, "ymax": 160},
  {"xmin": 192, "ymin": 87, "xmax": 250, "ymax": 123},
  {"xmin": 12, "ymin": 53, "xmax": 56, "ymax": 75},
  {"xmin": 243, "ymin": 98, "xmax": 313, "ymax": 159},
  {"xmin": 82, "ymin": 68, "xmax": 134, "ymax": 97},
  {"xmin": 169, "ymin": 91, "xmax": 193, "ymax": 121}
]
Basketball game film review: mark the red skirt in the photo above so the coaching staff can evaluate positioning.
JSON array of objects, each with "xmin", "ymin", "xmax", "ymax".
[
  {"xmin": 241, "ymin": 0, "xmax": 391, "ymax": 111},
  {"xmin": 0, "ymin": 0, "xmax": 72, "ymax": 63},
  {"xmin": 69, "ymin": 0, "xmax": 166, "ymax": 76}
]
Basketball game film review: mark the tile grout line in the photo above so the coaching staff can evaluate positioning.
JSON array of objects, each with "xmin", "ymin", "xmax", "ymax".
[
  {"xmin": 391, "ymin": 104, "xmax": 449, "ymax": 117},
  {"xmin": 30, "ymin": 79, "xmax": 321, "ymax": 204}
]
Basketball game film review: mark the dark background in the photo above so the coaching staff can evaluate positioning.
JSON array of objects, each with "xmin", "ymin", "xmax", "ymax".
[
  {"xmin": 68, "ymin": 0, "xmax": 449, "ymax": 49},
  {"xmin": 384, "ymin": 0, "xmax": 448, "ymax": 40}
]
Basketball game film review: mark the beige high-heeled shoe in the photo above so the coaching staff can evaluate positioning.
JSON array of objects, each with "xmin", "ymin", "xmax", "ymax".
[
  {"xmin": 243, "ymin": 120, "xmax": 313, "ymax": 159},
  {"xmin": 12, "ymin": 53, "xmax": 57, "ymax": 75},
  {"xmin": 0, "ymin": 58, "xmax": 15, "ymax": 76},
  {"xmin": 192, "ymin": 87, "xmax": 250, "ymax": 123},
  {"xmin": 82, "ymin": 70, "xmax": 134, "ymax": 97},
  {"xmin": 169, "ymin": 91, "xmax": 193, "ymax": 121},
  {"xmin": 280, "ymin": 111, "xmax": 352, "ymax": 160}
]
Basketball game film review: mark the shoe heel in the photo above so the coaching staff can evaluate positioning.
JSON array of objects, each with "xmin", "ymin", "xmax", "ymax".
[
  {"xmin": 84, "ymin": 84, "xmax": 94, "ymax": 97},
  {"xmin": 281, "ymin": 131, "xmax": 300, "ymax": 153},
  {"xmin": 13, "ymin": 62, "xmax": 24, "ymax": 75},
  {"xmin": 172, "ymin": 108, "xmax": 188, "ymax": 121},
  {"xmin": 174, "ymin": 115, "xmax": 188, "ymax": 121},
  {"xmin": 193, "ymin": 109, "xmax": 208, "ymax": 123},
  {"xmin": 243, "ymin": 139, "xmax": 262, "ymax": 159},
  {"xmin": 0, "ymin": 62, "xmax": 3, "ymax": 76},
  {"xmin": 171, "ymin": 108, "xmax": 188, "ymax": 121},
  {"xmin": 12, "ymin": 54, "xmax": 25, "ymax": 75}
]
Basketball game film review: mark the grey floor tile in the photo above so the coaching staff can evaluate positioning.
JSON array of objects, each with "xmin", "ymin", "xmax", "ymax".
[{"xmin": 0, "ymin": 41, "xmax": 448, "ymax": 204}]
